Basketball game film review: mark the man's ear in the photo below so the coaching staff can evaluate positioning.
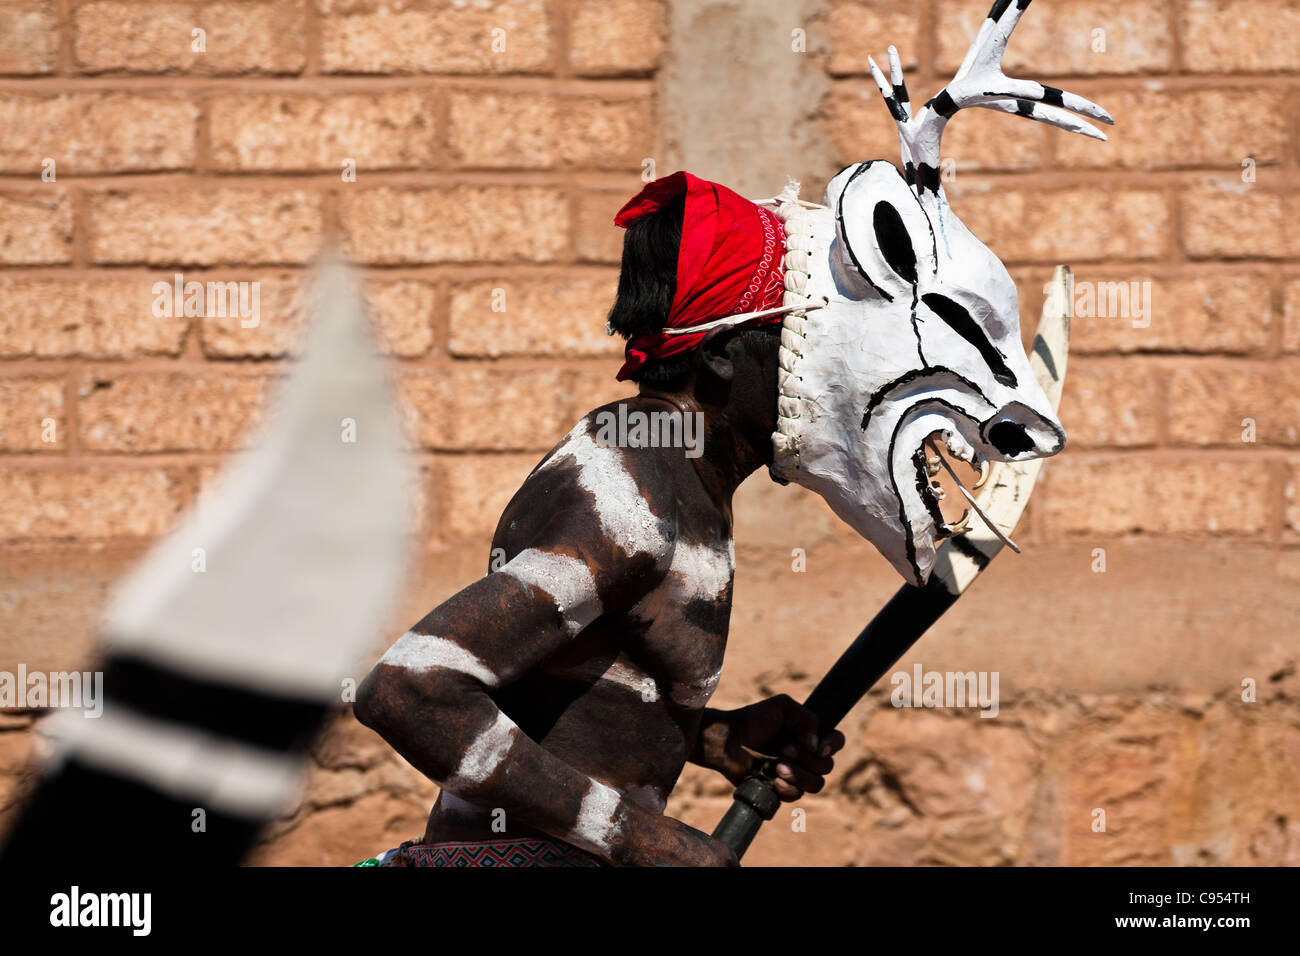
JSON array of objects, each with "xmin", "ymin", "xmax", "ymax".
[{"xmin": 697, "ymin": 326, "xmax": 736, "ymax": 385}]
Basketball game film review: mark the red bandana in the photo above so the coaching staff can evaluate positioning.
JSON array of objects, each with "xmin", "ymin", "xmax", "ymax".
[{"xmin": 613, "ymin": 171, "xmax": 786, "ymax": 381}]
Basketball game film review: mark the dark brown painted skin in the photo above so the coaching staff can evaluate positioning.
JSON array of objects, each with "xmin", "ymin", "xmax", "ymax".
[{"xmin": 355, "ymin": 328, "xmax": 845, "ymax": 866}]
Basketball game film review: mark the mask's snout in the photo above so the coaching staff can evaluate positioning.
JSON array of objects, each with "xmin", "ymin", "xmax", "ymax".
[{"xmin": 981, "ymin": 403, "xmax": 1065, "ymax": 461}]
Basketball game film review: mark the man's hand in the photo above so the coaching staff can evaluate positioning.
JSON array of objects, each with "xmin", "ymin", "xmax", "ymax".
[{"xmin": 691, "ymin": 695, "xmax": 846, "ymax": 802}]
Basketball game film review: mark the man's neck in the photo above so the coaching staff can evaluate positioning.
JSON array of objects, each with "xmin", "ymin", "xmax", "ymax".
[{"xmin": 635, "ymin": 388, "xmax": 775, "ymax": 509}]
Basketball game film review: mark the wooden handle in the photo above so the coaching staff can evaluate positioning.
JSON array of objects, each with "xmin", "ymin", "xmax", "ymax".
[{"xmin": 712, "ymin": 577, "xmax": 959, "ymax": 860}]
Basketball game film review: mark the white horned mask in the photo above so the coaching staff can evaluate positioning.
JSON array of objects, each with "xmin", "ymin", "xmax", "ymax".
[{"xmin": 762, "ymin": 0, "xmax": 1113, "ymax": 587}]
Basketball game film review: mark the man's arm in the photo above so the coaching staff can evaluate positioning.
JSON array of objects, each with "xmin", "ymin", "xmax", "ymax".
[{"xmin": 355, "ymin": 534, "xmax": 736, "ymax": 867}]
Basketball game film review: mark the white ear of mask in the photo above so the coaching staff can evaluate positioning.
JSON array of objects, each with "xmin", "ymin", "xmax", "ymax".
[{"xmin": 758, "ymin": 169, "xmax": 1065, "ymax": 588}]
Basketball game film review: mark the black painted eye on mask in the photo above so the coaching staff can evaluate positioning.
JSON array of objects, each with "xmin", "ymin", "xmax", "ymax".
[
  {"xmin": 872, "ymin": 201, "xmax": 918, "ymax": 285},
  {"xmin": 921, "ymin": 292, "xmax": 1017, "ymax": 388}
]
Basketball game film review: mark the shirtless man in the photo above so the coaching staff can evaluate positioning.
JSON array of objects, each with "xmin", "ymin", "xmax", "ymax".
[{"xmin": 355, "ymin": 173, "xmax": 844, "ymax": 867}]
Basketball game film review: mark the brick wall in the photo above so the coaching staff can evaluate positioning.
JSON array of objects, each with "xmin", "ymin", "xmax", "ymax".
[{"xmin": 1, "ymin": 0, "xmax": 1298, "ymax": 866}]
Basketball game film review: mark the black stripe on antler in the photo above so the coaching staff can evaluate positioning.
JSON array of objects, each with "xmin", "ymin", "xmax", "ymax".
[
  {"xmin": 914, "ymin": 164, "xmax": 942, "ymax": 194},
  {"xmin": 928, "ymin": 89, "xmax": 959, "ymax": 119},
  {"xmin": 989, "ymin": 0, "xmax": 1033, "ymax": 20}
]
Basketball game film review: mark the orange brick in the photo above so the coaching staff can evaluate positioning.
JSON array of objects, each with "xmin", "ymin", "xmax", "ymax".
[
  {"xmin": 202, "ymin": 1, "xmax": 310, "ymax": 73},
  {"xmin": 0, "ymin": 191, "xmax": 72, "ymax": 265},
  {"xmin": 319, "ymin": 0, "xmax": 553, "ymax": 75},
  {"xmin": 339, "ymin": 186, "xmax": 568, "ymax": 264},
  {"xmin": 74, "ymin": 1, "xmax": 307, "ymax": 74},
  {"xmin": 199, "ymin": 276, "xmax": 303, "ymax": 358},
  {"xmin": 0, "ymin": 276, "xmax": 190, "ymax": 358},
  {"xmin": 0, "ymin": 466, "xmax": 186, "ymax": 540},
  {"xmin": 828, "ymin": 0, "xmax": 921, "ymax": 76},
  {"xmin": 826, "ymin": 88, "xmax": 896, "ymax": 167},
  {"xmin": 448, "ymin": 274, "xmax": 619, "ymax": 358},
  {"xmin": 1286, "ymin": 460, "xmax": 1300, "ymax": 533},
  {"xmin": 1181, "ymin": 187, "xmax": 1300, "ymax": 260},
  {"xmin": 574, "ymin": 189, "xmax": 627, "ymax": 263},
  {"xmin": 1180, "ymin": 0, "xmax": 1300, "ymax": 73},
  {"xmin": 0, "ymin": 1, "xmax": 58, "ymax": 75},
  {"xmin": 0, "ymin": 94, "xmax": 198, "ymax": 175},
  {"xmin": 209, "ymin": 92, "xmax": 434, "ymax": 172},
  {"xmin": 1055, "ymin": 88, "xmax": 1288, "ymax": 170},
  {"xmin": 1168, "ymin": 361, "xmax": 1300, "ymax": 446},
  {"xmin": 568, "ymin": 0, "xmax": 666, "ymax": 76},
  {"xmin": 89, "ymin": 189, "xmax": 324, "ymax": 266},
  {"xmin": 567, "ymin": 367, "xmax": 636, "ymax": 420},
  {"xmin": 399, "ymin": 366, "xmax": 568, "ymax": 451},
  {"xmin": 936, "ymin": 0, "xmax": 1172, "ymax": 76},
  {"xmin": 1069, "ymin": 272, "xmax": 1272, "ymax": 355},
  {"xmin": 828, "ymin": 87, "xmax": 1044, "ymax": 171},
  {"xmin": 430, "ymin": 453, "xmax": 539, "ymax": 538},
  {"xmin": 74, "ymin": 1, "xmax": 194, "ymax": 72},
  {"xmin": 1058, "ymin": 360, "xmax": 1160, "ymax": 448},
  {"xmin": 79, "ymin": 370, "xmax": 272, "ymax": 452},
  {"xmin": 951, "ymin": 187, "xmax": 1168, "ymax": 263},
  {"xmin": 1285, "ymin": 280, "xmax": 1300, "ymax": 354},
  {"xmin": 0, "ymin": 376, "xmax": 64, "ymax": 451},
  {"xmin": 447, "ymin": 91, "xmax": 651, "ymax": 169},
  {"xmin": 367, "ymin": 280, "xmax": 437, "ymax": 357},
  {"xmin": 200, "ymin": 276, "xmax": 435, "ymax": 358},
  {"xmin": 1041, "ymin": 456, "xmax": 1272, "ymax": 535}
]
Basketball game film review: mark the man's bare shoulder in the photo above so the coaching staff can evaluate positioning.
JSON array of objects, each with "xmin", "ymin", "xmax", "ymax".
[{"xmin": 493, "ymin": 399, "xmax": 691, "ymax": 571}]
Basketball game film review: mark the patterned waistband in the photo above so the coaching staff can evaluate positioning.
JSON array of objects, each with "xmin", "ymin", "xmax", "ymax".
[{"xmin": 358, "ymin": 837, "xmax": 603, "ymax": 868}]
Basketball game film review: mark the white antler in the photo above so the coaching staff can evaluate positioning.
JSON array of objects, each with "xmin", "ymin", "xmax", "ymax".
[{"xmin": 868, "ymin": 0, "xmax": 1113, "ymax": 198}]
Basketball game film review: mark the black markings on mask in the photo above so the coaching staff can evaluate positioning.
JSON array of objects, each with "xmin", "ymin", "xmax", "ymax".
[
  {"xmin": 921, "ymin": 293, "xmax": 1018, "ymax": 388},
  {"xmin": 861, "ymin": 366, "xmax": 994, "ymax": 432},
  {"xmin": 836, "ymin": 163, "xmax": 895, "ymax": 303},
  {"xmin": 873, "ymin": 201, "xmax": 918, "ymax": 285}
]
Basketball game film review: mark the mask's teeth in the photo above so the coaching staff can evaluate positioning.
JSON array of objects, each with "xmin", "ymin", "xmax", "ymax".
[
  {"xmin": 972, "ymin": 457, "xmax": 991, "ymax": 490},
  {"xmin": 926, "ymin": 455, "xmax": 941, "ymax": 477},
  {"xmin": 932, "ymin": 452, "xmax": 1020, "ymax": 554},
  {"xmin": 943, "ymin": 430, "xmax": 975, "ymax": 464},
  {"xmin": 947, "ymin": 508, "xmax": 972, "ymax": 535}
]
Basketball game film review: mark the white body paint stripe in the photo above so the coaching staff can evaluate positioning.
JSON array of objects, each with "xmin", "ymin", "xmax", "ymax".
[
  {"xmin": 39, "ymin": 704, "xmax": 300, "ymax": 819},
  {"xmin": 569, "ymin": 779, "xmax": 623, "ymax": 856},
  {"xmin": 540, "ymin": 426, "xmax": 667, "ymax": 558},
  {"xmin": 670, "ymin": 667, "xmax": 723, "ymax": 709},
  {"xmin": 666, "ymin": 539, "xmax": 735, "ymax": 602},
  {"xmin": 500, "ymin": 549, "xmax": 602, "ymax": 637},
  {"xmin": 547, "ymin": 657, "xmax": 660, "ymax": 703},
  {"xmin": 379, "ymin": 632, "xmax": 499, "ymax": 688},
  {"xmin": 601, "ymin": 660, "xmax": 659, "ymax": 701},
  {"xmin": 446, "ymin": 711, "xmax": 518, "ymax": 789}
]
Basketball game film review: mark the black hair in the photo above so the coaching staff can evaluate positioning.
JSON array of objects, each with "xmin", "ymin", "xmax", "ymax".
[
  {"xmin": 605, "ymin": 193, "xmax": 781, "ymax": 388},
  {"xmin": 605, "ymin": 193, "xmax": 690, "ymax": 386}
]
